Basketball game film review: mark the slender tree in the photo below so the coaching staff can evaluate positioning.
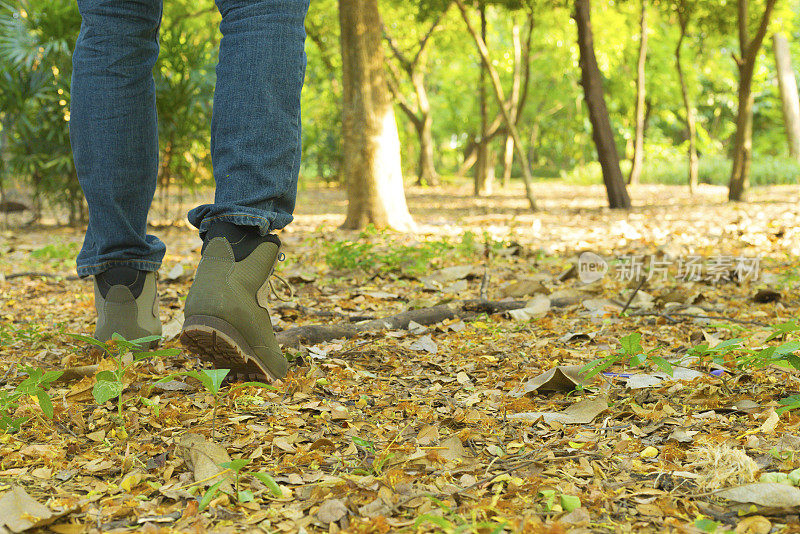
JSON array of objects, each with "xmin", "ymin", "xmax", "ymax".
[
  {"xmin": 573, "ymin": 0, "xmax": 631, "ymax": 209},
  {"xmin": 339, "ymin": 0, "xmax": 415, "ymax": 230},
  {"xmin": 454, "ymin": 10, "xmax": 534, "ymax": 186},
  {"xmin": 628, "ymin": 0, "xmax": 648, "ymax": 185},
  {"xmin": 383, "ymin": 6, "xmax": 448, "ymax": 186},
  {"xmin": 773, "ymin": 33, "xmax": 800, "ymax": 161},
  {"xmin": 474, "ymin": 4, "xmax": 493, "ymax": 196},
  {"xmin": 728, "ymin": 0, "xmax": 778, "ymax": 201},
  {"xmin": 501, "ymin": 18, "xmax": 523, "ymax": 188},
  {"xmin": 455, "ymin": 0, "xmax": 537, "ymax": 209},
  {"xmin": 674, "ymin": 0, "xmax": 699, "ymax": 192}
]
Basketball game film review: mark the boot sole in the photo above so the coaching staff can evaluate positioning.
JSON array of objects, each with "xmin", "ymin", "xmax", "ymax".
[{"xmin": 180, "ymin": 315, "xmax": 277, "ymax": 382}]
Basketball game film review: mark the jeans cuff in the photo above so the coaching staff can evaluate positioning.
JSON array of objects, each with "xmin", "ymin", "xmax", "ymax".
[
  {"xmin": 188, "ymin": 205, "xmax": 293, "ymax": 239},
  {"xmin": 76, "ymin": 259, "xmax": 162, "ymax": 278}
]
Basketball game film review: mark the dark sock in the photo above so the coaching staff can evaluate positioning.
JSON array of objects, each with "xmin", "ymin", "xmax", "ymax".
[
  {"xmin": 202, "ymin": 221, "xmax": 280, "ymax": 261},
  {"xmin": 96, "ymin": 266, "xmax": 146, "ymax": 298}
]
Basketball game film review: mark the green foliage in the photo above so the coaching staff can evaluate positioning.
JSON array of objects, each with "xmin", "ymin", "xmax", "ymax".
[
  {"xmin": 324, "ymin": 239, "xmax": 378, "ymax": 271},
  {"xmin": 199, "ymin": 458, "xmax": 282, "ymax": 509},
  {"xmin": 31, "ymin": 242, "xmax": 78, "ymax": 260},
  {"xmin": 687, "ymin": 320, "xmax": 800, "ymax": 377},
  {"xmin": 252, "ymin": 471, "xmax": 283, "ymax": 498},
  {"xmin": 350, "ymin": 435, "xmax": 397, "ymax": 477},
  {"xmin": 564, "ymin": 155, "xmax": 800, "ymax": 187},
  {"xmin": 0, "ymin": 0, "xmax": 82, "ymax": 221},
  {"xmin": 153, "ymin": 368, "xmax": 231, "ymax": 437},
  {"xmin": 323, "ymin": 228, "xmax": 478, "ymax": 275},
  {"xmin": 2, "ymin": 0, "xmax": 799, "ymax": 203},
  {"xmin": 0, "ymin": 321, "xmax": 63, "ymax": 349},
  {"xmin": 70, "ymin": 332, "xmax": 179, "ymax": 430},
  {"xmin": 538, "ymin": 489, "xmax": 581, "ymax": 513},
  {"xmin": 0, "ymin": 365, "xmax": 62, "ymax": 433},
  {"xmin": 414, "ymin": 496, "xmax": 507, "ymax": 533},
  {"xmin": 154, "ymin": 0, "xmax": 217, "ymax": 191},
  {"xmin": 694, "ymin": 518, "xmax": 725, "ymax": 533},
  {"xmin": 580, "ymin": 332, "xmax": 674, "ymax": 379},
  {"xmin": 199, "ymin": 479, "xmax": 225, "ymax": 511}
]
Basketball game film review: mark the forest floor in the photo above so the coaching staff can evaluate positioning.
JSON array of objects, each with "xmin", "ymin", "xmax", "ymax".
[{"xmin": 1, "ymin": 182, "xmax": 800, "ymax": 533}]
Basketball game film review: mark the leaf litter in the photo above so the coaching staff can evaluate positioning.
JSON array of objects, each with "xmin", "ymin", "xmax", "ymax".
[{"xmin": 1, "ymin": 184, "xmax": 800, "ymax": 531}]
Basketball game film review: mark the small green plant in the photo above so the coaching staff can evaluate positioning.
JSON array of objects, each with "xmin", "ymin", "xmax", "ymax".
[
  {"xmin": 0, "ymin": 322, "xmax": 65, "ymax": 349},
  {"xmin": 70, "ymin": 333, "xmax": 179, "ymax": 430},
  {"xmin": 152, "ymin": 368, "xmax": 275, "ymax": 437},
  {"xmin": 538, "ymin": 489, "xmax": 581, "ymax": 512},
  {"xmin": 324, "ymin": 239, "xmax": 377, "ymax": 270},
  {"xmin": 198, "ymin": 457, "xmax": 283, "ymax": 510},
  {"xmin": 31, "ymin": 242, "xmax": 79, "ymax": 261},
  {"xmin": 153, "ymin": 368, "xmax": 229, "ymax": 437},
  {"xmin": 580, "ymin": 332, "xmax": 674, "ymax": 379},
  {"xmin": 223, "ymin": 458, "xmax": 253, "ymax": 504},
  {"xmin": 760, "ymin": 467, "xmax": 800, "ymax": 485},
  {"xmin": 322, "ymin": 230, "xmax": 484, "ymax": 275},
  {"xmin": 687, "ymin": 321, "xmax": 800, "ymax": 374},
  {"xmin": 350, "ymin": 436, "xmax": 396, "ymax": 477},
  {"xmin": 139, "ymin": 396, "xmax": 161, "ymax": 418},
  {"xmin": 414, "ymin": 496, "xmax": 507, "ymax": 533},
  {"xmin": 694, "ymin": 518, "xmax": 723, "ymax": 533},
  {"xmin": 0, "ymin": 365, "xmax": 62, "ymax": 433}
]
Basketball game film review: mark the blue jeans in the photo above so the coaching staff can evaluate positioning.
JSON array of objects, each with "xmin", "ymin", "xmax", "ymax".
[{"xmin": 70, "ymin": 0, "xmax": 308, "ymax": 277}]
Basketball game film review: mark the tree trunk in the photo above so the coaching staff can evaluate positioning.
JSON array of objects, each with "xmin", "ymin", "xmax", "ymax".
[
  {"xmin": 502, "ymin": 20, "xmax": 523, "ymax": 188},
  {"xmin": 0, "ymin": 118, "xmax": 8, "ymax": 212},
  {"xmin": 339, "ymin": 0, "xmax": 415, "ymax": 230},
  {"xmin": 474, "ymin": 4, "xmax": 491, "ymax": 196},
  {"xmin": 383, "ymin": 15, "xmax": 443, "ymax": 187},
  {"xmin": 729, "ymin": 70, "xmax": 754, "ymax": 201},
  {"xmin": 628, "ymin": 0, "xmax": 647, "ymax": 185},
  {"xmin": 455, "ymin": 0, "xmax": 537, "ymax": 209},
  {"xmin": 773, "ymin": 33, "xmax": 800, "ymax": 161},
  {"xmin": 675, "ymin": 15, "xmax": 699, "ymax": 192},
  {"xmin": 573, "ymin": 0, "xmax": 631, "ymax": 209},
  {"xmin": 728, "ymin": 0, "xmax": 777, "ymax": 201},
  {"xmin": 412, "ymin": 58, "xmax": 438, "ymax": 186}
]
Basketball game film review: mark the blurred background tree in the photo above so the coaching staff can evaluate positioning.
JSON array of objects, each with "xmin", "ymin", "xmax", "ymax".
[{"xmin": 1, "ymin": 0, "xmax": 799, "ymax": 225}]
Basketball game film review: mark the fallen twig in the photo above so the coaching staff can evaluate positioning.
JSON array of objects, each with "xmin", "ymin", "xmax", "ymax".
[
  {"xmin": 619, "ymin": 276, "xmax": 647, "ymax": 316},
  {"xmin": 4, "ymin": 271, "xmax": 82, "ymax": 281},
  {"xmin": 479, "ymin": 237, "xmax": 491, "ymax": 300},
  {"xmin": 628, "ymin": 311, "xmax": 768, "ymax": 327},
  {"xmin": 55, "ymin": 364, "xmax": 100, "ymax": 383},
  {"xmin": 274, "ymin": 303, "xmax": 376, "ymax": 323}
]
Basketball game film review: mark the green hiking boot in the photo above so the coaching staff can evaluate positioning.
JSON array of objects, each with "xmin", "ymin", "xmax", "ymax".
[
  {"xmin": 93, "ymin": 270, "xmax": 161, "ymax": 345},
  {"xmin": 180, "ymin": 237, "xmax": 288, "ymax": 381}
]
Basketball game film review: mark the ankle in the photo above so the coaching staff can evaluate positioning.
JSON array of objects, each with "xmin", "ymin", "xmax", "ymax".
[
  {"xmin": 95, "ymin": 266, "xmax": 146, "ymax": 298},
  {"xmin": 202, "ymin": 221, "xmax": 280, "ymax": 261}
]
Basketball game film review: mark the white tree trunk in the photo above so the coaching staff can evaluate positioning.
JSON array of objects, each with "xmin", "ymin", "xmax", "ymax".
[{"xmin": 774, "ymin": 33, "xmax": 800, "ymax": 161}]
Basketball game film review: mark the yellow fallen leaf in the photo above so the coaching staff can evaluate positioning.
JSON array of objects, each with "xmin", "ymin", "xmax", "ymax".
[
  {"xmin": 119, "ymin": 471, "xmax": 142, "ymax": 492},
  {"xmin": 760, "ymin": 409, "xmax": 779, "ymax": 434},
  {"xmin": 640, "ymin": 446, "xmax": 659, "ymax": 458}
]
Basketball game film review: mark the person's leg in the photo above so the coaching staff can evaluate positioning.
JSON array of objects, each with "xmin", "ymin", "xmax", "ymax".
[
  {"xmin": 187, "ymin": 0, "xmax": 309, "ymax": 237},
  {"xmin": 182, "ymin": 0, "xmax": 309, "ymax": 380},
  {"xmin": 71, "ymin": 0, "xmax": 166, "ymax": 278},
  {"xmin": 71, "ymin": 0, "xmax": 164, "ymax": 342}
]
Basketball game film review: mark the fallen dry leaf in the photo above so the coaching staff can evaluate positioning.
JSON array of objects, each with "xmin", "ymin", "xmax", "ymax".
[
  {"xmin": 176, "ymin": 433, "xmax": 233, "ymax": 494},
  {"xmin": 716, "ymin": 483, "xmax": 800, "ymax": 509},
  {"xmin": 508, "ymin": 396, "xmax": 608, "ymax": 424},
  {"xmin": 316, "ymin": 498, "xmax": 348, "ymax": 524},
  {"xmin": 508, "ymin": 365, "xmax": 585, "ymax": 396},
  {"xmin": 0, "ymin": 486, "xmax": 72, "ymax": 533}
]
